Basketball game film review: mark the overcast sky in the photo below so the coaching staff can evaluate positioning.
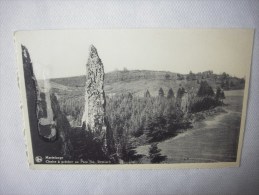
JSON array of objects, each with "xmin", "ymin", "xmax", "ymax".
[{"xmin": 15, "ymin": 29, "xmax": 254, "ymax": 80}]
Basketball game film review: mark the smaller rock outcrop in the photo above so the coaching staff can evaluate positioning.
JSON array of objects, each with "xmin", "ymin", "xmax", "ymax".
[
  {"xmin": 50, "ymin": 93, "xmax": 73, "ymax": 157},
  {"xmin": 22, "ymin": 45, "xmax": 57, "ymax": 142},
  {"xmin": 22, "ymin": 45, "xmax": 72, "ymax": 158}
]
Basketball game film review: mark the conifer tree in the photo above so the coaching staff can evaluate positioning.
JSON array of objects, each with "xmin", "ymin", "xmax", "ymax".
[
  {"xmin": 215, "ymin": 87, "xmax": 221, "ymax": 101},
  {"xmin": 167, "ymin": 88, "xmax": 174, "ymax": 99},
  {"xmin": 215, "ymin": 87, "xmax": 225, "ymax": 104},
  {"xmin": 177, "ymin": 87, "xmax": 185, "ymax": 99},
  {"xmin": 220, "ymin": 90, "xmax": 225, "ymax": 103},
  {"xmin": 144, "ymin": 90, "xmax": 151, "ymax": 98},
  {"xmin": 197, "ymin": 81, "xmax": 214, "ymax": 97},
  {"xmin": 149, "ymin": 143, "xmax": 167, "ymax": 163},
  {"xmin": 158, "ymin": 88, "xmax": 164, "ymax": 97}
]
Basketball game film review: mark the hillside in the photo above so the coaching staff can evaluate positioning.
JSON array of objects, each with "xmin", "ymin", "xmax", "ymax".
[
  {"xmin": 48, "ymin": 70, "xmax": 245, "ymax": 98},
  {"xmin": 41, "ymin": 69, "xmax": 245, "ymax": 146}
]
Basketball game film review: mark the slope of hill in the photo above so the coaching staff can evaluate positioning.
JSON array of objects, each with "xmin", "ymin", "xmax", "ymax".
[
  {"xmin": 38, "ymin": 69, "xmax": 245, "ymax": 136},
  {"xmin": 48, "ymin": 70, "xmax": 245, "ymax": 98}
]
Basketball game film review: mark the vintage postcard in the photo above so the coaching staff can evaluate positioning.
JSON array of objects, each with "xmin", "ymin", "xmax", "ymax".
[{"xmin": 14, "ymin": 29, "xmax": 254, "ymax": 169}]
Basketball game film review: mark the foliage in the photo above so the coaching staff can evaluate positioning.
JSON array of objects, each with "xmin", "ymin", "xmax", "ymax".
[
  {"xmin": 186, "ymin": 71, "xmax": 197, "ymax": 81},
  {"xmin": 176, "ymin": 73, "xmax": 184, "ymax": 80},
  {"xmin": 158, "ymin": 87, "xmax": 164, "ymax": 97},
  {"xmin": 149, "ymin": 143, "xmax": 167, "ymax": 163},
  {"xmin": 197, "ymin": 81, "xmax": 215, "ymax": 97},
  {"xmin": 50, "ymin": 70, "xmax": 245, "ymax": 94},
  {"xmin": 58, "ymin": 95, "xmax": 84, "ymax": 126},
  {"xmin": 190, "ymin": 97, "xmax": 220, "ymax": 113},
  {"xmin": 176, "ymin": 86, "xmax": 186, "ymax": 107},
  {"xmin": 215, "ymin": 87, "xmax": 225, "ymax": 104},
  {"xmin": 106, "ymin": 92, "xmax": 191, "ymax": 145},
  {"xmin": 144, "ymin": 90, "xmax": 151, "ymax": 98},
  {"xmin": 164, "ymin": 73, "xmax": 171, "ymax": 80},
  {"xmin": 120, "ymin": 137, "xmax": 143, "ymax": 163},
  {"xmin": 69, "ymin": 127, "xmax": 113, "ymax": 163},
  {"xmin": 177, "ymin": 87, "xmax": 185, "ymax": 99},
  {"xmin": 167, "ymin": 88, "xmax": 174, "ymax": 99},
  {"xmin": 50, "ymin": 69, "xmax": 245, "ymax": 162}
]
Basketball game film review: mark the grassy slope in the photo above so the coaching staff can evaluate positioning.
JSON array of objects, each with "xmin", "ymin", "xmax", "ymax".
[
  {"xmin": 48, "ymin": 70, "xmax": 197, "ymax": 97},
  {"xmin": 47, "ymin": 70, "xmax": 244, "ymax": 98}
]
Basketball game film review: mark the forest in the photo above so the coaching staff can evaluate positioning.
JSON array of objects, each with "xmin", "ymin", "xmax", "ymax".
[
  {"xmin": 45, "ymin": 69, "xmax": 246, "ymax": 163},
  {"xmin": 54, "ymin": 74, "xmax": 229, "ymax": 163}
]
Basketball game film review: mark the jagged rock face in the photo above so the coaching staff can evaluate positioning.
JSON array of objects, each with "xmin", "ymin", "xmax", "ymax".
[
  {"xmin": 22, "ymin": 45, "xmax": 38, "ymax": 97},
  {"xmin": 81, "ymin": 45, "xmax": 117, "ymax": 159},
  {"xmin": 37, "ymin": 89, "xmax": 57, "ymax": 142},
  {"xmin": 22, "ymin": 45, "xmax": 72, "ymax": 158},
  {"xmin": 82, "ymin": 45, "xmax": 107, "ymax": 136},
  {"xmin": 50, "ymin": 93, "xmax": 73, "ymax": 157},
  {"xmin": 22, "ymin": 45, "xmax": 57, "ymax": 141}
]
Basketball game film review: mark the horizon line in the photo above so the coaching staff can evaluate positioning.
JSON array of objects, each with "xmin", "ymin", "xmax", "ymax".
[{"xmin": 36, "ymin": 69, "xmax": 245, "ymax": 81}]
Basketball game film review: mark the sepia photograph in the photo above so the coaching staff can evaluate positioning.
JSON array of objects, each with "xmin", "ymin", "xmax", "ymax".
[{"xmin": 14, "ymin": 29, "xmax": 254, "ymax": 168}]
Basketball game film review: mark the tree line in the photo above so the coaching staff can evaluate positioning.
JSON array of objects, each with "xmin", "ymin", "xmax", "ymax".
[{"xmin": 56, "ymin": 79, "xmax": 226, "ymax": 163}]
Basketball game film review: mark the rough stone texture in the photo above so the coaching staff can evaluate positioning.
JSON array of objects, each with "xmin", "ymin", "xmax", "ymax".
[
  {"xmin": 22, "ymin": 45, "xmax": 57, "ymax": 142},
  {"xmin": 81, "ymin": 45, "xmax": 117, "ymax": 158},
  {"xmin": 50, "ymin": 93, "xmax": 73, "ymax": 158},
  {"xmin": 82, "ymin": 45, "xmax": 107, "ymax": 135},
  {"xmin": 22, "ymin": 45, "xmax": 72, "ymax": 158}
]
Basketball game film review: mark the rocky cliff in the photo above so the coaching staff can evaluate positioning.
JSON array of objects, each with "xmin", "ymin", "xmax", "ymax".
[
  {"xmin": 22, "ymin": 45, "xmax": 57, "ymax": 142},
  {"xmin": 22, "ymin": 45, "xmax": 72, "ymax": 158}
]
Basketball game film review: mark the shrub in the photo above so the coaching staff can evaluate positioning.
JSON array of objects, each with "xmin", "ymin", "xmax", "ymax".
[{"xmin": 149, "ymin": 143, "xmax": 167, "ymax": 163}]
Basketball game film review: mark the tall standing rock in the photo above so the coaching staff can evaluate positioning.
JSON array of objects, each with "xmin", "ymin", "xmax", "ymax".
[
  {"xmin": 82, "ymin": 45, "xmax": 106, "ymax": 133},
  {"xmin": 82, "ymin": 45, "xmax": 115, "ymax": 155}
]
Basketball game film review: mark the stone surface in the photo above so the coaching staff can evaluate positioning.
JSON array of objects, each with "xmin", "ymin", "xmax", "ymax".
[
  {"xmin": 22, "ymin": 45, "xmax": 72, "ymax": 157},
  {"xmin": 22, "ymin": 45, "xmax": 57, "ymax": 142},
  {"xmin": 81, "ymin": 45, "xmax": 117, "ymax": 159},
  {"xmin": 50, "ymin": 93, "xmax": 73, "ymax": 157},
  {"xmin": 82, "ymin": 45, "xmax": 107, "ymax": 136}
]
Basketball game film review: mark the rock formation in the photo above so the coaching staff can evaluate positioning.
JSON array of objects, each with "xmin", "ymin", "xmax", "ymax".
[
  {"xmin": 50, "ymin": 93, "xmax": 73, "ymax": 157},
  {"xmin": 22, "ymin": 45, "xmax": 72, "ymax": 158},
  {"xmin": 22, "ymin": 45, "xmax": 57, "ymax": 142},
  {"xmin": 82, "ymin": 45, "xmax": 106, "ymax": 133},
  {"xmin": 82, "ymin": 45, "xmax": 115, "ymax": 156}
]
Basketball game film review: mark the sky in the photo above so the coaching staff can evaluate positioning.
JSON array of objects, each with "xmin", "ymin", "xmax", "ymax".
[{"xmin": 15, "ymin": 29, "xmax": 254, "ymax": 80}]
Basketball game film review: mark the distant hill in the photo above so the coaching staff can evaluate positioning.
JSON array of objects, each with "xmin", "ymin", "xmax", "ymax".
[
  {"xmin": 44, "ymin": 69, "xmax": 245, "ymax": 127},
  {"xmin": 48, "ymin": 70, "xmax": 245, "ymax": 98}
]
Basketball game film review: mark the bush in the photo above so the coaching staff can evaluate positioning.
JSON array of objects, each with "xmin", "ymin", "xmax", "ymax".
[
  {"xmin": 149, "ymin": 143, "xmax": 167, "ymax": 163},
  {"xmin": 197, "ymin": 81, "xmax": 214, "ymax": 97},
  {"xmin": 190, "ymin": 97, "xmax": 220, "ymax": 113}
]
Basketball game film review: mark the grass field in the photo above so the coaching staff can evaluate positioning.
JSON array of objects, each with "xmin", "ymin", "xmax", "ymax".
[{"xmin": 136, "ymin": 90, "xmax": 244, "ymax": 163}]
